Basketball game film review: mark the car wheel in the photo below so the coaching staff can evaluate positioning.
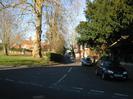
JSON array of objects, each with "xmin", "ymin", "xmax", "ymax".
[
  {"xmin": 101, "ymin": 73, "xmax": 106, "ymax": 80},
  {"xmin": 81, "ymin": 62, "xmax": 84, "ymax": 66},
  {"xmin": 95, "ymin": 69, "xmax": 99, "ymax": 76},
  {"xmin": 124, "ymin": 76, "xmax": 128, "ymax": 81}
]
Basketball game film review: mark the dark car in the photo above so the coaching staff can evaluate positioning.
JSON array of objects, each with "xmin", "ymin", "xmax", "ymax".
[
  {"xmin": 95, "ymin": 58, "xmax": 128, "ymax": 80},
  {"xmin": 81, "ymin": 56, "xmax": 92, "ymax": 66},
  {"xmin": 64, "ymin": 51, "xmax": 75, "ymax": 63}
]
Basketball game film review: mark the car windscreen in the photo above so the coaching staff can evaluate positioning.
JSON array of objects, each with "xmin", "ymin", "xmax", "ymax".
[
  {"xmin": 102, "ymin": 61, "xmax": 112, "ymax": 67},
  {"xmin": 86, "ymin": 58, "xmax": 91, "ymax": 61}
]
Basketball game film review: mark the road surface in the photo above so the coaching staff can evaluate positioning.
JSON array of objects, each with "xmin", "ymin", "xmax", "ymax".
[{"xmin": 0, "ymin": 63, "xmax": 133, "ymax": 99}]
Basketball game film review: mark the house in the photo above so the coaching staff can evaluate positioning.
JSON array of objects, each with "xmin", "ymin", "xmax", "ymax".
[
  {"xmin": 21, "ymin": 37, "xmax": 33, "ymax": 50},
  {"xmin": 10, "ymin": 37, "xmax": 33, "ymax": 55},
  {"xmin": 74, "ymin": 44, "xmax": 100, "ymax": 62}
]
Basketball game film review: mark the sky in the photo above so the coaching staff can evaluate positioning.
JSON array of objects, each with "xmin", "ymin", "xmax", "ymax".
[
  {"xmin": 25, "ymin": 0, "xmax": 87, "ymax": 41},
  {"xmin": 0, "ymin": 0, "xmax": 87, "ymax": 43},
  {"xmin": 65, "ymin": 0, "xmax": 86, "ymax": 45}
]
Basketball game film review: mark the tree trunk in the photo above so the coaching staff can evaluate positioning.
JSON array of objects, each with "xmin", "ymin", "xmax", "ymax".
[
  {"xmin": 32, "ymin": 0, "xmax": 43, "ymax": 58},
  {"xmin": 77, "ymin": 44, "xmax": 81, "ymax": 60},
  {"xmin": 3, "ymin": 43, "xmax": 8, "ymax": 56},
  {"xmin": 82, "ymin": 43, "xmax": 85, "ymax": 58}
]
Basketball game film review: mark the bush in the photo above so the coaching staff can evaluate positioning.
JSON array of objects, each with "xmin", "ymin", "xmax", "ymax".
[{"xmin": 50, "ymin": 53, "xmax": 64, "ymax": 63}]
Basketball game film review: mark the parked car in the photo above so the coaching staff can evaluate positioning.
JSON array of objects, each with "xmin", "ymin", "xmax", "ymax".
[
  {"xmin": 81, "ymin": 56, "xmax": 92, "ymax": 66},
  {"xmin": 95, "ymin": 57, "xmax": 128, "ymax": 80},
  {"xmin": 64, "ymin": 50, "xmax": 75, "ymax": 63}
]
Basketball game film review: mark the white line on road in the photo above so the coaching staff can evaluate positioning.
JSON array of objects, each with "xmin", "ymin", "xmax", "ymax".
[
  {"xmin": 67, "ymin": 67, "xmax": 72, "ymax": 73},
  {"xmin": 114, "ymin": 93, "xmax": 129, "ymax": 97},
  {"xmin": 88, "ymin": 92, "xmax": 104, "ymax": 96},
  {"xmin": 5, "ymin": 78, "xmax": 15, "ymax": 82},
  {"xmin": 72, "ymin": 87, "xmax": 83, "ymax": 90},
  {"xmin": 17, "ymin": 80, "xmax": 43, "ymax": 87},
  {"xmin": 52, "ymin": 67, "xmax": 72, "ymax": 86},
  {"xmin": 4, "ymin": 78, "xmax": 44, "ymax": 87},
  {"xmin": 53, "ymin": 67, "xmax": 72, "ymax": 86},
  {"xmin": 90, "ymin": 89, "xmax": 104, "ymax": 93},
  {"xmin": 32, "ymin": 95, "xmax": 45, "ymax": 99},
  {"xmin": 53, "ymin": 74, "xmax": 67, "ymax": 86},
  {"xmin": 29, "ymin": 82, "xmax": 43, "ymax": 87},
  {"xmin": 68, "ymin": 89, "xmax": 80, "ymax": 93},
  {"xmin": 17, "ymin": 81, "xmax": 29, "ymax": 85}
]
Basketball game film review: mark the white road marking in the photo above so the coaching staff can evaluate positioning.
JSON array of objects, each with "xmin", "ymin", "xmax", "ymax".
[
  {"xmin": 53, "ymin": 74, "xmax": 67, "ymax": 86},
  {"xmin": 17, "ymin": 81, "xmax": 29, "ymax": 85},
  {"xmin": 67, "ymin": 67, "xmax": 72, "ymax": 73},
  {"xmin": 114, "ymin": 93, "xmax": 128, "ymax": 97},
  {"xmin": 33, "ymin": 95, "xmax": 45, "ymax": 99},
  {"xmin": 4, "ymin": 77, "xmax": 44, "ymax": 88},
  {"xmin": 63, "ymin": 86, "xmax": 83, "ymax": 93},
  {"xmin": 72, "ymin": 87, "xmax": 83, "ymax": 90},
  {"xmin": 15, "ymin": 80, "xmax": 44, "ymax": 87},
  {"xmin": 5, "ymin": 78, "xmax": 14, "ymax": 82},
  {"xmin": 88, "ymin": 92, "xmax": 93, "ymax": 95},
  {"xmin": 61, "ymin": 86, "xmax": 81, "ymax": 93},
  {"xmin": 90, "ymin": 89, "xmax": 104, "ymax": 93},
  {"xmin": 29, "ymin": 83, "xmax": 43, "ymax": 87},
  {"xmin": 52, "ymin": 67, "xmax": 72, "ymax": 86},
  {"xmin": 68, "ymin": 89, "xmax": 80, "ymax": 93},
  {"xmin": 88, "ymin": 91, "xmax": 104, "ymax": 96}
]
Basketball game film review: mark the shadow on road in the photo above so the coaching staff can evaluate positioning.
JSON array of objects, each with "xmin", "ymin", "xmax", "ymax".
[{"xmin": 0, "ymin": 64, "xmax": 133, "ymax": 99}]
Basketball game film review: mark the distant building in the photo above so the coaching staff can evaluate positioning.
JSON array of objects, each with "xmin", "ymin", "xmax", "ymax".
[
  {"xmin": 21, "ymin": 37, "xmax": 33, "ymax": 50},
  {"xmin": 11, "ymin": 36, "xmax": 33, "ymax": 50},
  {"xmin": 74, "ymin": 44, "xmax": 100, "ymax": 62}
]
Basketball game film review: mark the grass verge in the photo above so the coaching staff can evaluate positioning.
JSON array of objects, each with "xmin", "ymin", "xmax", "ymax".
[{"xmin": 0, "ymin": 55, "xmax": 50, "ymax": 67}]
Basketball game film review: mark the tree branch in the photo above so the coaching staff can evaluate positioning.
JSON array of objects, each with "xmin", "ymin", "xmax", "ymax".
[
  {"xmin": 0, "ymin": 2, "xmax": 20, "ymax": 11},
  {"xmin": 0, "ymin": 1, "xmax": 35, "ymax": 12},
  {"xmin": 0, "ymin": 2, "xmax": 5, "ymax": 7}
]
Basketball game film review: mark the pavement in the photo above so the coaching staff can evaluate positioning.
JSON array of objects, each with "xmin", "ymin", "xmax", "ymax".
[{"xmin": 0, "ymin": 62, "xmax": 80, "ymax": 70}]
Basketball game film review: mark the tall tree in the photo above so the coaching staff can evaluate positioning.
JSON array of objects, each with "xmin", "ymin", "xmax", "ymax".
[
  {"xmin": 0, "ymin": 10, "xmax": 15, "ymax": 55},
  {"xmin": 76, "ymin": 0, "xmax": 133, "ymax": 53},
  {"xmin": 45, "ymin": 0, "xmax": 65, "ymax": 54},
  {"xmin": 0, "ymin": 0, "xmax": 61, "ymax": 58},
  {"xmin": 32, "ymin": 0, "xmax": 43, "ymax": 58}
]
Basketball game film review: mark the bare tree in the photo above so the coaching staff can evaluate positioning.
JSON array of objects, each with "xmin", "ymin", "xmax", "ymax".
[
  {"xmin": 45, "ymin": 0, "xmax": 65, "ymax": 54},
  {"xmin": 63, "ymin": 0, "xmax": 84, "ymax": 46},
  {"xmin": 0, "ymin": 0, "xmax": 82, "ymax": 57},
  {"xmin": 0, "ymin": 0, "xmax": 62, "ymax": 58},
  {"xmin": 0, "ymin": 10, "xmax": 15, "ymax": 55},
  {"xmin": 0, "ymin": 0, "xmax": 43, "ymax": 57}
]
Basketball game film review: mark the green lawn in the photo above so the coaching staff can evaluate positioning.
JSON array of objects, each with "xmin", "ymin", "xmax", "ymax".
[{"xmin": 0, "ymin": 55, "xmax": 49, "ymax": 67}]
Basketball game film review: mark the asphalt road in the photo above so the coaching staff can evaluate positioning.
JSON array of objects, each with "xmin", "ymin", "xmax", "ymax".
[{"xmin": 0, "ymin": 63, "xmax": 133, "ymax": 99}]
